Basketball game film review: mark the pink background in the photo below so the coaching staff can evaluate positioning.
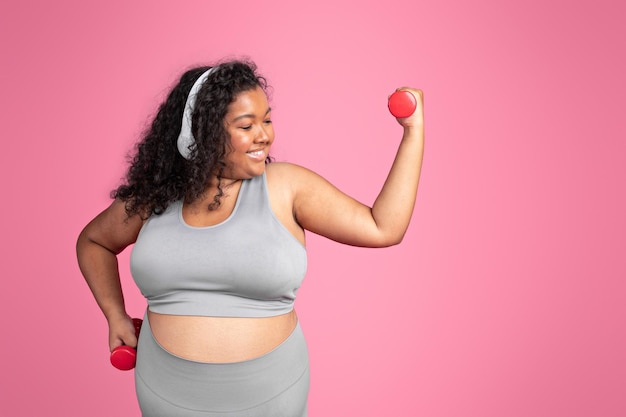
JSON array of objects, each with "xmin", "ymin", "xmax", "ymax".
[{"xmin": 1, "ymin": 0, "xmax": 624, "ymax": 416}]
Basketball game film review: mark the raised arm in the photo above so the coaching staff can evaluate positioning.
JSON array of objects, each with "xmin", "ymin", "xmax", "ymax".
[
  {"xmin": 292, "ymin": 88, "xmax": 424, "ymax": 247},
  {"xmin": 76, "ymin": 199, "xmax": 144, "ymax": 350}
]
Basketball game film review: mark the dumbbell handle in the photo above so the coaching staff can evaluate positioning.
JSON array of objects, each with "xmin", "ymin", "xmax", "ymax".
[
  {"xmin": 110, "ymin": 318, "xmax": 142, "ymax": 371},
  {"xmin": 388, "ymin": 90, "xmax": 417, "ymax": 118}
]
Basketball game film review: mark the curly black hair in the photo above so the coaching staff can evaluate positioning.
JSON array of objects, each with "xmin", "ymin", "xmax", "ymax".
[{"xmin": 113, "ymin": 60, "xmax": 270, "ymax": 218}]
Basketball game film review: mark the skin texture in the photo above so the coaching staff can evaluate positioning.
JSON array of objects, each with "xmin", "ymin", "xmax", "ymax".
[{"xmin": 76, "ymin": 85, "xmax": 425, "ymax": 362}]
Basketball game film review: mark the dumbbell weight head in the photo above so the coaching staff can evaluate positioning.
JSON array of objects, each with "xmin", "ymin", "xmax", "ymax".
[
  {"xmin": 110, "ymin": 318, "xmax": 143, "ymax": 371},
  {"xmin": 110, "ymin": 345, "xmax": 137, "ymax": 371},
  {"xmin": 388, "ymin": 90, "xmax": 417, "ymax": 118},
  {"xmin": 132, "ymin": 318, "xmax": 143, "ymax": 336}
]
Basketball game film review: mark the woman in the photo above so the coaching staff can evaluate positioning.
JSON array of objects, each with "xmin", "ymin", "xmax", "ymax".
[{"xmin": 77, "ymin": 60, "xmax": 424, "ymax": 416}]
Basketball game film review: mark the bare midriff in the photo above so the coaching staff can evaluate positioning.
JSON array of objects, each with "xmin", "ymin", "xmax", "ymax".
[{"xmin": 148, "ymin": 309, "xmax": 298, "ymax": 363}]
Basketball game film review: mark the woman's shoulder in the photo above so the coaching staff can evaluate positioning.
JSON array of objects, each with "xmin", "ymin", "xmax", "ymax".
[
  {"xmin": 266, "ymin": 161, "xmax": 299, "ymax": 172},
  {"xmin": 265, "ymin": 161, "xmax": 332, "ymax": 197},
  {"xmin": 265, "ymin": 162, "xmax": 312, "ymax": 197},
  {"xmin": 266, "ymin": 161, "xmax": 315, "ymax": 180}
]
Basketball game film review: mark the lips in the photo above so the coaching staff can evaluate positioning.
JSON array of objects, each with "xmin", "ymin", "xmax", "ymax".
[{"xmin": 246, "ymin": 149, "xmax": 265, "ymax": 160}]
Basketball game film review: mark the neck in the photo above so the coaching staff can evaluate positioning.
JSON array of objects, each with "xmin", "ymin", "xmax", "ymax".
[{"xmin": 210, "ymin": 177, "xmax": 241, "ymax": 189}]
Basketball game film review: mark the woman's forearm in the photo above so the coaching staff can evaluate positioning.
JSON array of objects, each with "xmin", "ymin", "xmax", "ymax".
[{"xmin": 371, "ymin": 124, "xmax": 425, "ymax": 244}]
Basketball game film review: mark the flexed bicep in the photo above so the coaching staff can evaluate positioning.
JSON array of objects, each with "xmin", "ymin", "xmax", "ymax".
[{"xmin": 290, "ymin": 165, "xmax": 390, "ymax": 247}]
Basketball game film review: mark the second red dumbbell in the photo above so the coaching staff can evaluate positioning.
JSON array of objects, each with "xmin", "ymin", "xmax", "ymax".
[{"xmin": 110, "ymin": 318, "xmax": 142, "ymax": 371}]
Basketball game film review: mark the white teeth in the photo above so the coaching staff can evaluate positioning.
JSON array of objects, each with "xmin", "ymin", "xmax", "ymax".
[{"xmin": 248, "ymin": 150, "xmax": 263, "ymax": 156}]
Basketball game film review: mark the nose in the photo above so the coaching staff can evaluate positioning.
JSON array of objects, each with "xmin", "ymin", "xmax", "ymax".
[{"xmin": 255, "ymin": 123, "xmax": 271, "ymax": 143}]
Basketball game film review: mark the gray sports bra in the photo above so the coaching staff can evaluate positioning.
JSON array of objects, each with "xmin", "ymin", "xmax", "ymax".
[{"xmin": 130, "ymin": 172, "xmax": 307, "ymax": 318}]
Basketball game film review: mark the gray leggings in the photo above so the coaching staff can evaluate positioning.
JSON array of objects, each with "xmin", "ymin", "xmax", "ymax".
[{"xmin": 135, "ymin": 313, "xmax": 310, "ymax": 416}]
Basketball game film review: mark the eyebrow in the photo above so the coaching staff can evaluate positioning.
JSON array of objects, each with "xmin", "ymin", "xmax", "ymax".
[{"xmin": 231, "ymin": 107, "xmax": 272, "ymax": 123}]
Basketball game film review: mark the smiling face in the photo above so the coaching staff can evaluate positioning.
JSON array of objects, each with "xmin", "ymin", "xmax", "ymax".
[{"xmin": 222, "ymin": 86, "xmax": 274, "ymax": 180}]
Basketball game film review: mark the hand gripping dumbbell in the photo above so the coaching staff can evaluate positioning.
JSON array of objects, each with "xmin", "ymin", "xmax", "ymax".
[
  {"xmin": 388, "ymin": 90, "xmax": 417, "ymax": 118},
  {"xmin": 110, "ymin": 318, "xmax": 142, "ymax": 371}
]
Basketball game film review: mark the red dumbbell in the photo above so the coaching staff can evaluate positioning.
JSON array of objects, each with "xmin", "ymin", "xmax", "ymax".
[
  {"xmin": 110, "ymin": 318, "xmax": 142, "ymax": 371},
  {"xmin": 388, "ymin": 90, "xmax": 417, "ymax": 118}
]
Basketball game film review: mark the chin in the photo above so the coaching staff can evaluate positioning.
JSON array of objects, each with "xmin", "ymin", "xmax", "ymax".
[{"xmin": 239, "ymin": 167, "xmax": 266, "ymax": 180}]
